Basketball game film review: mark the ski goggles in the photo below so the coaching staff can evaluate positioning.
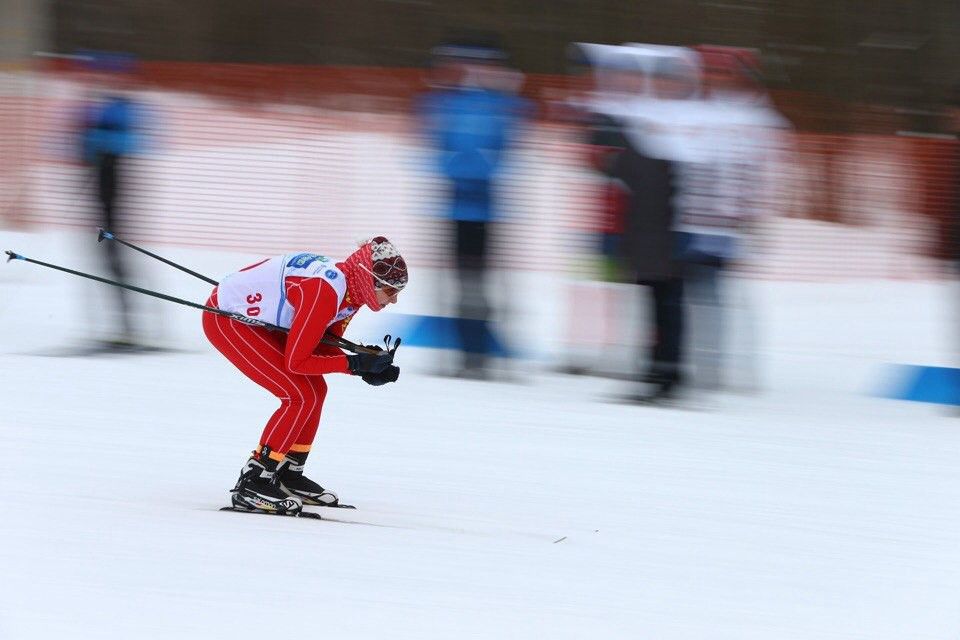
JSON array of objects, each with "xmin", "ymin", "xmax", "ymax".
[{"xmin": 360, "ymin": 255, "xmax": 408, "ymax": 292}]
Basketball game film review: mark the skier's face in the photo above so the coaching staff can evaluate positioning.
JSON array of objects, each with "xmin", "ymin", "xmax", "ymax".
[{"xmin": 375, "ymin": 286, "xmax": 400, "ymax": 308}]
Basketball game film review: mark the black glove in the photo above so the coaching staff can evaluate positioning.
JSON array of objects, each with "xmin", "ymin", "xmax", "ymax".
[
  {"xmin": 347, "ymin": 350, "xmax": 394, "ymax": 375},
  {"xmin": 361, "ymin": 364, "xmax": 400, "ymax": 386}
]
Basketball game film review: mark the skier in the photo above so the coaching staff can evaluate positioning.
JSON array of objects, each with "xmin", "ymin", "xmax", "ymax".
[{"xmin": 204, "ymin": 236, "xmax": 408, "ymax": 515}]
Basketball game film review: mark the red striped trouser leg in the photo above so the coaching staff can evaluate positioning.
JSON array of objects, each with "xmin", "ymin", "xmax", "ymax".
[
  {"xmin": 290, "ymin": 376, "xmax": 328, "ymax": 453},
  {"xmin": 203, "ymin": 293, "xmax": 325, "ymax": 458}
]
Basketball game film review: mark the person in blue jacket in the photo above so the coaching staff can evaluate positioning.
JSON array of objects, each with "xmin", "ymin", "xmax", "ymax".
[
  {"xmin": 418, "ymin": 38, "xmax": 529, "ymax": 377},
  {"xmin": 78, "ymin": 52, "xmax": 144, "ymax": 350}
]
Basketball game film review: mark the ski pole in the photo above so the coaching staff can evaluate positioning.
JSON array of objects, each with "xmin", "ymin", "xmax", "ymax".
[
  {"xmin": 98, "ymin": 229, "xmax": 218, "ymax": 285},
  {"xmin": 5, "ymin": 249, "xmax": 289, "ymax": 331},
  {"xmin": 95, "ymin": 230, "xmax": 396, "ymax": 356},
  {"xmin": 5, "ymin": 250, "xmax": 386, "ymax": 354}
]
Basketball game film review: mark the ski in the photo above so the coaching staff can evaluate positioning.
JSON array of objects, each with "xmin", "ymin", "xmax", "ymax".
[
  {"xmin": 312, "ymin": 502, "xmax": 356, "ymax": 509},
  {"xmin": 220, "ymin": 506, "xmax": 323, "ymax": 519},
  {"xmin": 218, "ymin": 505, "xmax": 399, "ymax": 530}
]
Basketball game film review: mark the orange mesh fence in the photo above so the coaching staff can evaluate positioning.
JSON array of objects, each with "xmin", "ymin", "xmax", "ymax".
[{"xmin": 1, "ymin": 63, "xmax": 956, "ymax": 281}]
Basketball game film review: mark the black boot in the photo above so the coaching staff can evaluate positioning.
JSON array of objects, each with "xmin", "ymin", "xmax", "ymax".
[
  {"xmin": 627, "ymin": 367, "xmax": 683, "ymax": 404},
  {"xmin": 231, "ymin": 446, "xmax": 303, "ymax": 514},
  {"xmin": 277, "ymin": 451, "xmax": 341, "ymax": 507}
]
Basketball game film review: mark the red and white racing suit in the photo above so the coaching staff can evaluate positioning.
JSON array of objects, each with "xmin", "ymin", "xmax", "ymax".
[{"xmin": 203, "ymin": 252, "xmax": 359, "ymax": 462}]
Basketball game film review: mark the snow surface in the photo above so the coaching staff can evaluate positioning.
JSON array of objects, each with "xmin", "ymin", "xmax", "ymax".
[{"xmin": 3, "ymin": 229, "xmax": 960, "ymax": 639}]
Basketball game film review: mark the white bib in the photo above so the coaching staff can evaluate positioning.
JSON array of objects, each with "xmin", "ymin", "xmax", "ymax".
[{"xmin": 217, "ymin": 253, "xmax": 350, "ymax": 329}]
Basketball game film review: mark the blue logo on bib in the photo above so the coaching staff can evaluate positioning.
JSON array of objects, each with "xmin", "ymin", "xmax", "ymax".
[
  {"xmin": 325, "ymin": 269, "xmax": 338, "ymax": 280},
  {"xmin": 286, "ymin": 253, "xmax": 326, "ymax": 269}
]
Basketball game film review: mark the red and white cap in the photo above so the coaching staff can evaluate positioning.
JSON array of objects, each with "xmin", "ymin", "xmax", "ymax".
[{"xmin": 364, "ymin": 236, "xmax": 409, "ymax": 292}]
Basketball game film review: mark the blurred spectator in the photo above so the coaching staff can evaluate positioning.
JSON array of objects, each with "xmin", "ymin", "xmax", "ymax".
[
  {"xmin": 557, "ymin": 43, "xmax": 641, "ymax": 377},
  {"xmin": 589, "ymin": 49, "xmax": 688, "ymax": 402},
  {"xmin": 944, "ymin": 90, "xmax": 960, "ymax": 352},
  {"xmin": 674, "ymin": 48, "xmax": 756, "ymax": 391},
  {"xmin": 947, "ymin": 91, "xmax": 960, "ymax": 263},
  {"xmin": 417, "ymin": 37, "xmax": 529, "ymax": 378},
  {"xmin": 77, "ymin": 51, "xmax": 146, "ymax": 351},
  {"xmin": 574, "ymin": 46, "xmax": 643, "ymax": 282},
  {"xmin": 563, "ymin": 44, "xmax": 694, "ymax": 399},
  {"xmin": 682, "ymin": 46, "xmax": 788, "ymax": 392},
  {"xmin": 613, "ymin": 49, "xmax": 696, "ymax": 402},
  {"xmin": 614, "ymin": 119, "xmax": 685, "ymax": 402},
  {"xmin": 931, "ymin": 90, "xmax": 960, "ymax": 408}
]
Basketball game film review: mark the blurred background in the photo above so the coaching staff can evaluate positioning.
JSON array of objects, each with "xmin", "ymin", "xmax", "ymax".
[{"xmin": 2, "ymin": 0, "xmax": 960, "ymax": 400}]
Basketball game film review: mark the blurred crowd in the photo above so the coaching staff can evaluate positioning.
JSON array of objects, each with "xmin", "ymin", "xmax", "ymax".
[
  {"xmin": 413, "ymin": 36, "xmax": 789, "ymax": 401},
  {"xmin": 554, "ymin": 42, "xmax": 789, "ymax": 402}
]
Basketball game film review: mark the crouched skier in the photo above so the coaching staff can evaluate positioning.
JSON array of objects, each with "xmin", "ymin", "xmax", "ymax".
[{"xmin": 204, "ymin": 237, "xmax": 408, "ymax": 514}]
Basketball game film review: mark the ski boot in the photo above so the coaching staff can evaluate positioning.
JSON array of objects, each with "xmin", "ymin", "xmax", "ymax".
[
  {"xmin": 231, "ymin": 446, "xmax": 303, "ymax": 514},
  {"xmin": 277, "ymin": 450, "xmax": 343, "ymax": 507}
]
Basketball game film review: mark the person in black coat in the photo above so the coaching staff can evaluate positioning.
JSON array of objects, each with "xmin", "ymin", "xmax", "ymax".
[{"xmin": 612, "ymin": 129, "xmax": 685, "ymax": 402}]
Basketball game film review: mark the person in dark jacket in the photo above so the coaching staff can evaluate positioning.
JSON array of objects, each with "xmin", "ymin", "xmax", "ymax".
[
  {"xmin": 613, "ymin": 129, "xmax": 685, "ymax": 402},
  {"xmin": 569, "ymin": 45, "xmax": 686, "ymax": 401}
]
